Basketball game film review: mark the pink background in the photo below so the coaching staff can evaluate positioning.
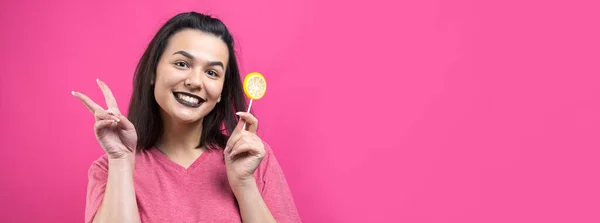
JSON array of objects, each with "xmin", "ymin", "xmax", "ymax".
[{"xmin": 1, "ymin": 0, "xmax": 599, "ymax": 222}]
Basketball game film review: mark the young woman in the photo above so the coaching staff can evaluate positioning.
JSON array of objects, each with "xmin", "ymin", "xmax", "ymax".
[{"xmin": 73, "ymin": 11, "xmax": 300, "ymax": 223}]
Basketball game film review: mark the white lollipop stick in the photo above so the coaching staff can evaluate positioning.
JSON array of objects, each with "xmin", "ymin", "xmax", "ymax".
[{"xmin": 242, "ymin": 99, "xmax": 253, "ymax": 130}]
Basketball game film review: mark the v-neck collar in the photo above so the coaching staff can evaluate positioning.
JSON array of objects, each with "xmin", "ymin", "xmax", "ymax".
[{"xmin": 149, "ymin": 147, "xmax": 209, "ymax": 174}]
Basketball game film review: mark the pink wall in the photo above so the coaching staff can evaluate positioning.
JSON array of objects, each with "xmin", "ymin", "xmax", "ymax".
[{"xmin": 1, "ymin": 0, "xmax": 599, "ymax": 222}]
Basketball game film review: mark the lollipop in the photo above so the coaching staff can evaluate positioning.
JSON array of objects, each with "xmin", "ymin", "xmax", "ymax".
[{"xmin": 242, "ymin": 72, "xmax": 267, "ymax": 130}]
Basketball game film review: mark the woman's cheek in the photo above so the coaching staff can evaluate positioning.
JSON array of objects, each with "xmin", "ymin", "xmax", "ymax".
[{"xmin": 206, "ymin": 81, "xmax": 225, "ymax": 99}]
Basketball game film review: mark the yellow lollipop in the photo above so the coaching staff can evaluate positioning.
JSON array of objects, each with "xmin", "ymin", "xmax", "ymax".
[
  {"xmin": 242, "ymin": 72, "xmax": 267, "ymax": 130},
  {"xmin": 243, "ymin": 72, "xmax": 267, "ymax": 100}
]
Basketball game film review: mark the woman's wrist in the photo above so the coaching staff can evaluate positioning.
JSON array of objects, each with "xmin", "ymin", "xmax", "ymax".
[
  {"xmin": 108, "ymin": 155, "xmax": 135, "ymax": 170},
  {"xmin": 229, "ymin": 177, "xmax": 258, "ymax": 195}
]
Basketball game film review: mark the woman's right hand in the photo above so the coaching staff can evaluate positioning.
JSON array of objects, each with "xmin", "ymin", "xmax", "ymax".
[{"xmin": 73, "ymin": 79, "xmax": 138, "ymax": 160}]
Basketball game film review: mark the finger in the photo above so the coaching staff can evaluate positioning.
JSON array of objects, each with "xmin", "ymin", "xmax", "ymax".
[
  {"xmin": 231, "ymin": 116, "xmax": 246, "ymax": 136},
  {"xmin": 114, "ymin": 113, "xmax": 135, "ymax": 130},
  {"xmin": 235, "ymin": 112, "xmax": 258, "ymax": 133},
  {"xmin": 94, "ymin": 119, "xmax": 118, "ymax": 132},
  {"xmin": 230, "ymin": 135, "xmax": 263, "ymax": 159},
  {"xmin": 229, "ymin": 135, "xmax": 246, "ymax": 155},
  {"xmin": 229, "ymin": 143, "xmax": 262, "ymax": 160},
  {"xmin": 96, "ymin": 79, "xmax": 121, "ymax": 114},
  {"xmin": 72, "ymin": 91, "xmax": 104, "ymax": 114},
  {"xmin": 93, "ymin": 108, "xmax": 119, "ymax": 121},
  {"xmin": 226, "ymin": 130, "xmax": 244, "ymax": 154},
  {"xmin": 229, "ymin": 142, "xmax": 246, "ymax": 159}
]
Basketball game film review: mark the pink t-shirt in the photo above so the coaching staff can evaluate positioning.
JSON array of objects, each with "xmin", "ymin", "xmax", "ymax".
[{"xmin": 85, "ymin": 143, "xmax": 301, "ymax": 223}]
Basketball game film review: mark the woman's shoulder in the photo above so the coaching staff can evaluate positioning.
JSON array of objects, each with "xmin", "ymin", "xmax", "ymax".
[
  {"xmin": 254, "ymin": 140, "xmax": 281, "ymax": 176},
  {"xmin": 88, "ymin": 154, "xmax": 109, "ymax": 172},
  {"xmin": 259, "ymin": 140, "xmax": 278, "ymax": 165},
  {"xmin": 262, "ymin": 140, "xmax": 274, "ymax": 154}
]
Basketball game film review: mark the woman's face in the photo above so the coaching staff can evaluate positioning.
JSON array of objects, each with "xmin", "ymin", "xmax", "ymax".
[{"xmin": 154, "ymin": 29, "xmax": 229, "ymax": 124}]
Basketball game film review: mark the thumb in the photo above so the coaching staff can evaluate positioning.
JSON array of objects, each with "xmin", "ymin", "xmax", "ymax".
[
  {"xmin": 236, "ymin": 112, "xmax": 258, "ymax": 133},
  {"xmin": 114, "ymin": 113, "xmax": 135, "ymax": 131},
  {"xmin": 232, "ymin": 115, "xmax": 245, "ymax": 134}
]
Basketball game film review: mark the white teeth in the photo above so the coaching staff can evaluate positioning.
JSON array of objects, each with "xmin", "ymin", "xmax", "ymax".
[{"xmin": 177, "ymin": 93, "xmax": 200, "ymax": 105}]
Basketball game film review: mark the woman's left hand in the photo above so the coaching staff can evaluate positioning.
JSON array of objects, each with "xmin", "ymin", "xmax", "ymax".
[{"xmin": 225, "ymin": 112, "xmax": 266, "ymax": 188}]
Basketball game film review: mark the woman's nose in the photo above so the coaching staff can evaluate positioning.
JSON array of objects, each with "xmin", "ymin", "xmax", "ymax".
[{"xmin": 184, "ymin": 69, "xmax": 203, "ymax": 90}]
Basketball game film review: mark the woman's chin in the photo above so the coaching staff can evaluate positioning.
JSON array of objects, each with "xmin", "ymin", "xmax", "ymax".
[
  {"xmin": 175, "ymin": 114, "xmax": 202, "ymax": 124},
  {"xmin": 167, "ymin": 109, "xmax": 202, "ymax": 124},
  {"xmin": 160, "ymin": 102, "xmax": 210, "ymax": 125}
]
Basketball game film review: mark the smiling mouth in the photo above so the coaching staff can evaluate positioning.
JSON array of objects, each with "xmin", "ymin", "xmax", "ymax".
[{"xmin": 173, "ymin": 92, "xmax": 205, "ymax": 108}]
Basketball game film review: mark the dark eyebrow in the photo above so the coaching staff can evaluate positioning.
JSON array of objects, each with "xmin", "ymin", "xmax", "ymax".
[
  {"xmin": 173, "ymin": 50, "xmax": 195, "ymax": 60},
  {"xmin": 207, "ymin": 61, "xmax": 224, "ymax": 69},
  {"xmin": 173, "ymin": 50, "xmax": 224, "ymax": 69}
]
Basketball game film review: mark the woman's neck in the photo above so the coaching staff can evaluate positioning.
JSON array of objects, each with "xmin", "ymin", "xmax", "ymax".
[{"xmin": 157, "ymin": 115, "xmax": 204, "ymax": 156}]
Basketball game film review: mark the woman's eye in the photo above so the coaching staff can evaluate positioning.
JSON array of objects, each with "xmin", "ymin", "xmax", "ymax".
[
  {"xmin": 206, "ymin": 70, "xmax": 218, "ymax": 77},
  {"xmin": 175, "ymin": 61, "xmax": 189, "ymax": 68}
]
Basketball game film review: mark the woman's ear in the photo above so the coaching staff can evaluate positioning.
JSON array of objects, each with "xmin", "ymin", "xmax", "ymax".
[{"xmin": 217, "ymin": 95, "xmax": 221, "ymax": 103}]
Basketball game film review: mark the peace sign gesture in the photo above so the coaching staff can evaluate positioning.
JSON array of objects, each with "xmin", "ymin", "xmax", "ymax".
[{"xmin": 72, "ymin": 79, "xmax": 138, "ymax": 160}]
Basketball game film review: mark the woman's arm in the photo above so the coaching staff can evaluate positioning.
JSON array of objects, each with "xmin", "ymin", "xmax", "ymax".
[
  {"xmin": 231, "ymin": 178, "xmax": 276, "ymax": 223},
  {"xmin": 92, "ymin": 157, "xmax": 140, "ymax": 223},
  {"xmin": 225, "ymin": 112, "xmax": 300, "ymax": 222}
]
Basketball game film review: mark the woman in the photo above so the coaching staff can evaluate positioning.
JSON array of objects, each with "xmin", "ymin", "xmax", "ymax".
[{"xmin": 73, "ymin": 12, "xmax": 300, "ymax": 223}]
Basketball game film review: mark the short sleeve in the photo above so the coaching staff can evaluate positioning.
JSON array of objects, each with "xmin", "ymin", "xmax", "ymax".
[
  {"xmin": 259, "ymin": 144, "xmax": 302, "ymax": 223},
  {"xmin": 84, "ymin": 155, "xmax": 109, "ymax": 223}
]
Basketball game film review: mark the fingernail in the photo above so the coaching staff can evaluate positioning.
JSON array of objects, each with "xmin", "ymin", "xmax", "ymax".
[
  {"xmin": 236, "ymin": 112, "xmax": 243, "ymax": 116},
  {"xmin": 96, "ymin": 78, "xmax": 100, "ymax": 83},
  {"xmin": 71, "ymin": 91, "xmax": 75, "ymax": 96},
  {"xmin": 115, "ymin": 118, "xmax": 120, "ymax": 122}
]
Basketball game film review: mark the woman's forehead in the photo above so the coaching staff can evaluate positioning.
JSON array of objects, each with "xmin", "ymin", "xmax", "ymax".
[{"xmin": 165, "ymin": 29, "xmax": 229, "ymax": 64}]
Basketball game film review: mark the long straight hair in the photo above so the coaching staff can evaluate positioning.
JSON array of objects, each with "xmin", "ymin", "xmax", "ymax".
[{"xmin": 127, "ymin": 12, "xmax": 247, "ymax": 151}]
